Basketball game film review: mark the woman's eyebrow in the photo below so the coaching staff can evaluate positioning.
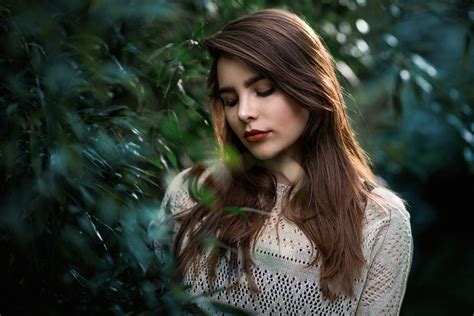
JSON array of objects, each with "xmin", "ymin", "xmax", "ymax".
[
  {"xmin": 218, "ymin": 75, "xmax": 265, "ymax": 94},
  {"xmin": 244, "ymin": 74, "xmax": 265, "ymax": 88},
  {"xmin": 218, "ymin": 87, "xmax": 235, "ymax": 94}
]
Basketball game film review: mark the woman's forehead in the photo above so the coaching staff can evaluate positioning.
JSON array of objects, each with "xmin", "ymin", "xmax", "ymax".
[
  {"xmin": 217, "ymin": 57, "xmax": 258, "ymax": 86},
  {"xmin": 217, "ymin": 57, "xmax": 268, "ymax": 88}
]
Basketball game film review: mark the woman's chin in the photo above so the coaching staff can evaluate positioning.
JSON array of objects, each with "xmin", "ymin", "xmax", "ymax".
[{"xmin": 247, "ymin": 150, "xmax": 277, "ymax": 161}]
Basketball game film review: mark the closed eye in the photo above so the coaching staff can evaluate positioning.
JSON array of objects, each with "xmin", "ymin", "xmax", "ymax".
[
  {"xmin": 220, "ymin": 85, "xmax": 275, "ymax": 107},
  {"xmin": 256, "ymin": 87, "xmax": 275, "ymax": 97},
  {"xmin": 221, "ymin": 97, "xmax": 238, "ymax": 107}
]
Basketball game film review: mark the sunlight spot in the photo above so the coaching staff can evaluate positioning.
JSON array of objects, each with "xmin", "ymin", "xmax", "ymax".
[{"xmin": 355, "ymin": 19, "xmax": 369, "ymax": 34}]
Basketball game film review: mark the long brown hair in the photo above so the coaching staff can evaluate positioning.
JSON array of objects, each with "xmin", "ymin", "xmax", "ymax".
[{"xmin": 173, "ymin": 8, "xmax": 380, "ymax": 300}]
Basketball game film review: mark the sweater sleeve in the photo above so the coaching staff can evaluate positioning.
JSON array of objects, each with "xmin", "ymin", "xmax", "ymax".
[{"xmin": 356, "ymin": 188, "xmax": 413, "ymax": 316}]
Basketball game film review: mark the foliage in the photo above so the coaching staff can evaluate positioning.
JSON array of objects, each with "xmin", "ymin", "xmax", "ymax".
[
  {"xmin": 0, "ymin": 0, "xmax": 472, "ymax": 314},
  {"xmin": 0, "ymin": 0, "xmax": 209, "ymax": 314}
]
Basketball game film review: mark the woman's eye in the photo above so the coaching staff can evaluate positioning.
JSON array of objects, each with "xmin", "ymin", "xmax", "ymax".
[
  {"xmin": 256, "ymin": 87, "xmax": 275, "ymax": 97},
  {"xmin": 223, "ymin": 98, "xmax": 238, "ymax": 107}
]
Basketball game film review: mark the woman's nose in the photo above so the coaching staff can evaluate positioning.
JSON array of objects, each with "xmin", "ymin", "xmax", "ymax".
[{"xmin": 237, "ymin": 95, "xmax": 258, "ymax": 122}]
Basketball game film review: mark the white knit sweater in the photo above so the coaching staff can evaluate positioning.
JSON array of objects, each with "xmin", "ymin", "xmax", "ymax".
[{"xmin": 159, "ymin": 168, "xmax": 413, "ymax": 315}]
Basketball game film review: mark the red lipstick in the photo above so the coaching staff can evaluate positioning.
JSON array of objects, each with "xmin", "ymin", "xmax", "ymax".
[{"xmin": 244, "ymin": 129, "xmax": 270, "ymax": 142}]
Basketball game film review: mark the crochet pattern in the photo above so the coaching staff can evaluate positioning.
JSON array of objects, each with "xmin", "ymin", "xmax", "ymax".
[{"xmin": 159, "ymin": 169, "xmax": 413, "ymax": 315}]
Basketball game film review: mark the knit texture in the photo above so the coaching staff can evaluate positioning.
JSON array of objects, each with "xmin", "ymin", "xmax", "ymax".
[{"xmin": 159, "ymin": 168, "xmax": 413, "ymax": 315}]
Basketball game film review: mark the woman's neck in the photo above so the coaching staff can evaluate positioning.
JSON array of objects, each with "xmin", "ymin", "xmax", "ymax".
[{"xmin": 264, "ymin": 155, "xmax": 304, "ymax": 185}]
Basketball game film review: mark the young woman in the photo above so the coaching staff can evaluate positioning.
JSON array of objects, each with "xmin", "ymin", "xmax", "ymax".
[{"xmin": 159, "ymin": 8, "xmax": 413, "ymax": 315}]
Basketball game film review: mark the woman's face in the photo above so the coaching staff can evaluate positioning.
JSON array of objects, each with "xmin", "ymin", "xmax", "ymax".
[{"xmin": 217, "ymin": 57, "xmax": 309, "ymax": 162}]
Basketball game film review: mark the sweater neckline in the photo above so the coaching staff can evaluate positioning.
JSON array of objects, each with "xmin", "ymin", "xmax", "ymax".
[
  {"xmin": 273, "ymin": 171, "xmax": 292, "ymax": 186},
  {"xmin": 276, "ymin": 182, "xmax": 290, "ymax": 192}
]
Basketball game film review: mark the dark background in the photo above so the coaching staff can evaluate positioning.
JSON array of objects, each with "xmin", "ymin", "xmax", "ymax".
[{"xmin": 1, "ymin": 0, "xmax": 473, "ymax": 314}]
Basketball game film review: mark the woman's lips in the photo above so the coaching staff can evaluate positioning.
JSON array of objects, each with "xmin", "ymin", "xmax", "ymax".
[{"xmin": 245, "ymin": 131, "xmax": 270, "ymax": 142}]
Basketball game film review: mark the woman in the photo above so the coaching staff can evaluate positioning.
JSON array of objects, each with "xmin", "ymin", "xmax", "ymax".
[{"xmin": 159, "ymin": 8, "xmax": 412, "ymax": 315}]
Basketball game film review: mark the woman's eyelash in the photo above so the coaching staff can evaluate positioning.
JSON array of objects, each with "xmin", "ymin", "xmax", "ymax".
[
  {"xmin": 222, "ymin": 98, "xmax": 238, "ymax": 107},
  {"xmin": 257, "ymin": 87, "xmax": 275, "ymax": 97},
  {"xmin": 221, "ymin": 87, "xmax": 275, "ymax": 107}
]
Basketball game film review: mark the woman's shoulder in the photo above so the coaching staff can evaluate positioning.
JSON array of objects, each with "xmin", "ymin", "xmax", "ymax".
[
  {"xmin": 363, "ymin": 186, "xmax": 412, "ymax": 244},
  {"xmin": 160, "ymin": 167, "xmax": 196, "ymax": 215},
  {"xmin": 161, "ymin": 162, "xmax": 222, "ymax": 215},
  {"xmin": 165, "ymin": 167, "xmax": 194, "ymax": 193},
  {"xmin": 369, "ymin": 185, "xmax": 408, "ymax": 212}
]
